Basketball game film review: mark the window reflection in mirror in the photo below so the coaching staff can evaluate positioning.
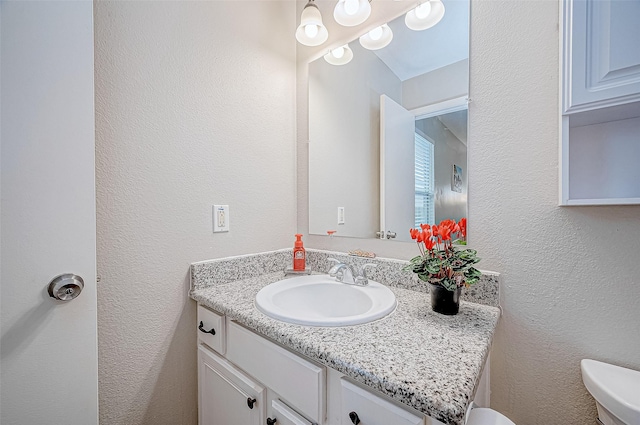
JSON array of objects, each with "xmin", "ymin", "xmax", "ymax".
[{"xmin": 308, "ymin": 0, "xmax": 469, "ymax": 241}]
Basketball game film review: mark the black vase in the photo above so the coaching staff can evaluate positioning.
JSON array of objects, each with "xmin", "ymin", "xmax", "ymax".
[{"xmin": 429, "ymin": 283, "xmax": 462, "ymax": 315}]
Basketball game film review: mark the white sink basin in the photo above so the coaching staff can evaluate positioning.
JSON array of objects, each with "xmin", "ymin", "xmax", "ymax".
[{"xmin": 255, "ymin": 275, "xmax": 396, "ymax": 326}]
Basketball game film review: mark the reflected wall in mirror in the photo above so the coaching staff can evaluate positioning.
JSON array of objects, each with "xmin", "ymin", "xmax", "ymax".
[{"xmin": 308, "ymin": 0, "xmax": 469, "ymax": 241}]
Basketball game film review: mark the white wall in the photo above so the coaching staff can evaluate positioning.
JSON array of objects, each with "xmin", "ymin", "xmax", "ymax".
[
  {"xmin": 300, "ymin": 1, "xmax": 640, "ymax": 424},
  {"xmin": 568, "ymin": 116, "xmax": 640, "ymax": 199},
  {"xmin": 402, "ymin": 59, "xmax": 469, "ymax": 111},
  {"xmin": 309, "ymin": 42, "xmax": 401, "ymax": 238},
  {"xmin": 94, "ymin": 1, "xmax": 296, "ymax": 423}
]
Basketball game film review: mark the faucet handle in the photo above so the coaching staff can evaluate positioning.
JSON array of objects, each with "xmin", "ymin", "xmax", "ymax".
[
  {"xmin": 327, "ymin": 258, "xmax": 343, "ymax": 277},
  {"xmin": 353, "ymin": 263, "xmax": 376, "ymax": 286},
  {"xmin": 360, "ymin": 263, "xmax": 377, "ymax": 278}
]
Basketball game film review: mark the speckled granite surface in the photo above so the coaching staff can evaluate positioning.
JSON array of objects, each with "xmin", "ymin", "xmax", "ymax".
[
  {"xmin": 305, "ymin": 249, "xmax": 500, "ymax": 307},
  {"xmin": 192, "ymin": 248, "xmax": 500, "ymax": 307},
  {"xmin": 190, "ymin": 250, "xmax": 501, "ymax": 425},
  {"xmin": 191, "ymin": 249, "xmax": 291, "ymax": 290}
]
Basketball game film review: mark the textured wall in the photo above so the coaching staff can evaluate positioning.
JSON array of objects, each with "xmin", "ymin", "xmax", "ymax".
[
  {"xmin": 299, "ymin": 1, "xmax": 640, "ymax": 424},
  {"xmin": 469, "ymin": 1, "xmax": 640, "ymax": 424},
  {"xmin": 94, "ymin": 2, "xmax": 296, "ymax": 424}
]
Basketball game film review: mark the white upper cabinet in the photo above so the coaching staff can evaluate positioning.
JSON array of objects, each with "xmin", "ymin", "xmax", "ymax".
[
  {"xmin": 560, "ymin": 0, "xmax": 640, "ymax": 206},
  {"xmin": 563, "ymin": 0, "xmax": 640, "ymax": 113}
]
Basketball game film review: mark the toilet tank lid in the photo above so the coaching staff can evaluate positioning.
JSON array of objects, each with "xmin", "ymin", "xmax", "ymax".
[
  {"xmin": 466, "ymin": 408, "xmax": 516, "ymax": 425},
  {"xmin": 581, "ymin": 359, "xmax": 640, "ymax": 425}
]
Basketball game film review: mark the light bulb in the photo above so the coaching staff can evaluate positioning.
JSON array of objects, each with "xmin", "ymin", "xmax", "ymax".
[
  {"xmin": 369, "ymin": 26, "xmax": 383, "ymax": 41},
  {"xmin": 405, "ymin": 0, "xmax": 444, "ymax": 31},
  {"xmin": 304, "ymin": 24, "xmax": 319, "ymax": 39},
  {"xmin": 344, "ymin": 0, "xmax": 359, "ymax": 15},
  {"xmin": 332, "ymin": 46, "xmax": 345, "ymax": 59},
  {"xmin": 324, "ymin": 44, "xmax": 352, "ymax": 65},
  {"xmin": 415, "ymin": 2, "xmax": 432, "ymax": 19}
]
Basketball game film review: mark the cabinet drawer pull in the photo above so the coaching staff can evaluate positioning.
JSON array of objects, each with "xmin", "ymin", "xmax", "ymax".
[
  {"xmin": 349, "ymin": 411, "xmax": 361, "ymax": 424},
  {"xmin": 247, "ymin": 397, "xmax": 257, "ymax": 409},
  {"xmin": 267, "ymin": 418, "xmax": 277, "ymax": 425},
  {"xmin": 198, "ymin": 321, "xmax": 216, "ymax": 335}
]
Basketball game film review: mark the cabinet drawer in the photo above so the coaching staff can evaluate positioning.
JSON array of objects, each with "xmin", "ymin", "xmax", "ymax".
[
  {"xmin": 340, "ymin": 379, "xmax": 424, "ymax": 425},
  {"xmin": 197, "ymin": 304, "xmax": 225, "ymax": 355},
  {"xmin": 270, "ymin": 399, "xmax": 313, "ymax": 425},
  {"xmin": 226, "ymin": 321, "xmax": 325, "ymax": 423}
]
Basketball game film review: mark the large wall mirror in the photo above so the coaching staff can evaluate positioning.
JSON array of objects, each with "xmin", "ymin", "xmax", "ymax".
[{"xmin": 308, "ymin": 0, "xmax": 469, "ymax": 242}]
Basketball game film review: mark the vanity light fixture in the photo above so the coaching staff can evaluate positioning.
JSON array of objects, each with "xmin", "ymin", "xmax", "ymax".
[
  {"xmin": 323, "ymin": 44, "xmax": 354, "ymax": 65},
  {"xmin": 296, "ymin": 0, "xmax": 329, "ymax": 47},
  {"xmin": 359, "ymin": 24, "xmax": 393, "ymax": 50},
  {"xmin": 405, "ymin": 0, "xmax": 445, "ymax": 31},
  {"xmin": 333, "ymin": 0, "xmax": 371, "ymax": 27}
]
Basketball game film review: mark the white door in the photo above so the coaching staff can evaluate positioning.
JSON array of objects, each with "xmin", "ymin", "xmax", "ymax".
[
  {"xmin": 1, "ymin": 1, "xmax": 98, "ymax": 424},
  {"xmin": 380, "ymin": 95, "xmax": 416, "ymax": 243}
]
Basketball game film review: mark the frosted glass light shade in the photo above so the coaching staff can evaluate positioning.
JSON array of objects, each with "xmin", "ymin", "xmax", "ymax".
[
  {"xmin": 324, "ymin": 45, "xmax": 354, "ymax": 65},
  {"xmin": 334, "ymin": 0, "xmax": 371, "ymax": 27},
  {"xmin": 405, "ymin": 0, "xmax": 445, "ymax": 31},
  {"xmin": 359, "ymin": 24, "xmax": 393, "ymax": 50},
  {"xmin": 296, "ymin": 1, "xmax": 329, "ymax": 46}
]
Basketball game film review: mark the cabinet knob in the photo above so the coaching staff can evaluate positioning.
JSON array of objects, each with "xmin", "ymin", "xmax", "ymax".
[
  {"xmin": 267, "ymin": 418, "xmax": 277, "ymax": 425},
  {"xmin": 349, "ymin": 411, "xmax": 361, "ymax": 424},
  {"xmin": 247, "ymin": 397, "xmax": 256, "ymax": 409},
  {"xmin": 198, "ymin": 321, "xmax": 216, "ymax": 335}
]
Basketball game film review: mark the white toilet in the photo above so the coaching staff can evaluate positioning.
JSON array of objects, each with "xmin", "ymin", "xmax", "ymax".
[
  {"xmin": 581, "ymin": 359, "xmax": 640, "ymax": 425},
  {"xmin": 466, "ymin": 407, "xmax": 516, "ymax": 425}
]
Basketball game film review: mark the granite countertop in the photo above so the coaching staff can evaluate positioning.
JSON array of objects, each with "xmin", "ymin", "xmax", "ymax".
[{"xmin": 190, "ymin": 269, "xmax": 500, "ymax": 425}]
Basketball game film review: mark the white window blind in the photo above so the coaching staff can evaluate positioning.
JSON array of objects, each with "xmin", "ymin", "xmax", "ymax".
[{"xmin": 415, "ymin": 132, "xmax": 435, "ymax": 226}]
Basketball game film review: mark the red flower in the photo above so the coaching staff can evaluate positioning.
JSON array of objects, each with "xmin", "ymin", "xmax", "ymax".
[
  {"xmin": 424, "ymin": 237, "xmax": 435, "ymax": 250},
  {"xmin": 438, "ymin": 224, "xmax": 452, "ymax": 241},
  {"xmin": 458, "ymin": 218, "xmax": 467, "ymax": 238}
]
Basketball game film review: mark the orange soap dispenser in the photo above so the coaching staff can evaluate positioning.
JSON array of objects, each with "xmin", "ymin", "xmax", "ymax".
[{"xmin": 293, "ymin": 234, "xmax": 306, "ymax": 271}]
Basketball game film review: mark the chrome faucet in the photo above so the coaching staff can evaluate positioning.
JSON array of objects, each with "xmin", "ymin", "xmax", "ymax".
[{"xmin": 327, "ymin": 258, "xmax": 377, "ymax": 286}]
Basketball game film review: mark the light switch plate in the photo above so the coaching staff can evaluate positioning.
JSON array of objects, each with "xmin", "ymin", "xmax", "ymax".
[
  {"xmin": 213, "ymin": 205, "xmax": 229, "ymax": 232},
  {"xmin": 338, "ymin": 206, "xmax": 345, "ymax": 225}
]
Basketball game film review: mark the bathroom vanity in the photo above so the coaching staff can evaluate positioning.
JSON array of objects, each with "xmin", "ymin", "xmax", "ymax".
[{"xmin": 190, "ymin": 249, "xmax": 500, "ymax": 425}]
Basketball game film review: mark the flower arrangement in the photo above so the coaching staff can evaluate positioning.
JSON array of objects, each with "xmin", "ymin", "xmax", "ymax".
[{"xmin": 405, "ymin": 218, "xmax": 481, "ymax": 292}]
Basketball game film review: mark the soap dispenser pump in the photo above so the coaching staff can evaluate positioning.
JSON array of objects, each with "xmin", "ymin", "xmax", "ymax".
[{"xmin": 293, "ymin": 234, "xmax": 306, "ymax": 271}]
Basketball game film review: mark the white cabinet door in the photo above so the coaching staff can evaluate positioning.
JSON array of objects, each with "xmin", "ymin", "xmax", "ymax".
[
  {"xmin": 340, "ymin": 379, "xmax": 424, "ymax": 425},
  {"xmin": 198, "ymin": 345, "xmax": 265, "ymax": 425},
  {"xmin": 563, "ymin": 0, "xmax": 640, "ymax": 113}
]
